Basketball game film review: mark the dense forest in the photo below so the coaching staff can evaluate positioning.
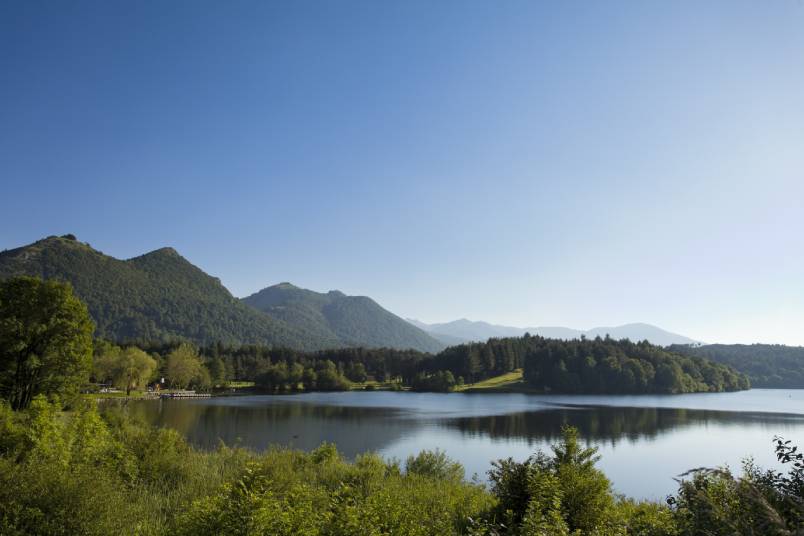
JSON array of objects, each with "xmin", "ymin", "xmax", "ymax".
[
  {"xmin": 135, "ymin": 333, "xmax": 748, "ymax": 395},
  {"xmin": 669, "ymin": 343, "xmax": 804, "ymax": 388},
  {"xmin": 519, "ymin": 337, "xmax": 749, "ymax": 394}
]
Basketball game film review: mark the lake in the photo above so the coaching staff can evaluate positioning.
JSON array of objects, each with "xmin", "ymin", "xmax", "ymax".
[{"xmin": 123, "ymin": 389, "xmax": 804, "ymax": 499}]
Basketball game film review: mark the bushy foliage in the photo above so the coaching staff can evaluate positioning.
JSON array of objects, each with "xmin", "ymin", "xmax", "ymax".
[
  {"xmin": 94, "ymin": 341, "xmax": 157, "ymax": 394},
  {"xmin": 1, "ymin": 400, "xmax": 801, "ymax": 536},
  {"xmin": 406, "ymin": 449, "xmax": 464, "ymax": 482},
  {"xmin": 166, "ymin": 343, "xmax": 210, "ymax": 390},
  {"xmin": 668, "ymin": 436, "xmax": 804, "ymax": 535},
  {"xmin": 476, "ymin": 425, "xmax": 682, "ymax": 535},
  {"xmin": 0, "ymin": 398, "xmax": 493, "ymax": 535},
  {"xmin": 410, "ymin": 370, "xmax": 457, "ymax": 392},
  {"xmin": 176, "ymin": 445, "xmax": 490, "ymax": 536},
  {"xmin": 488, "ymin": 426, "xmax": 618, "ymax": 533},
  {"xmin": 0, "ymin": 276, "xmax": 94, "ymax": 409}
]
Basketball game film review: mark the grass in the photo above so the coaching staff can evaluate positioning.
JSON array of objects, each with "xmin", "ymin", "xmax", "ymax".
[
  {"xmin": 226, "ymin": 381, "xmax": 255, "ymax": 388},
  {"xmin": 83, "ymin": 391, "xmax": 151, "ymax": 400},
  {"xmin": 453, "ymin": 369, "xmax": 527, "ymax": 392}
]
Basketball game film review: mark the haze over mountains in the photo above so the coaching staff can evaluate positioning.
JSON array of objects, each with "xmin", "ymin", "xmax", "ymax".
[{"xmin": 409, "ymin": 318, "xmax": 700, "ymax": 347}]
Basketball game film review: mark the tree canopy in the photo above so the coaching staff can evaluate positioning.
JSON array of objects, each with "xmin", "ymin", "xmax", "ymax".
[
  {"xmin": 166, "ymin": 343, "xmax": 209, "ymax": 390},
  {"xmin": 93, "ymin": 342, "xmax": 157, "ymax": 395},
  {"xmin": 0, "ymin": 276, "xmax": 94, "ymax": 409}
]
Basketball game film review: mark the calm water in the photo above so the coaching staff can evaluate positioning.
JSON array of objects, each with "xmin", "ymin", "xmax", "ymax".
[{"xmin": 122, "ymin": 389, "xmax": 804, "ymax": 499}]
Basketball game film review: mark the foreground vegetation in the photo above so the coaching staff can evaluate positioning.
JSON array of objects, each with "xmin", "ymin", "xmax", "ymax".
[{"xmin": 1, "ymin": 397, "xmax": 802, "ymax": 535}]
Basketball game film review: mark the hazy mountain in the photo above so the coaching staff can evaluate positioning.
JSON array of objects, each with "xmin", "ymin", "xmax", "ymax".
[
  {"xmin": 405, "ymin": 319, "xmax": 470, "ymax": 346},
  {"xmin": 243, "ymin": 283, "xmax": 445, "ymax": 353},
  {"xmin": 407, "ymin": 318, "xmax": 522, "ymax": 344},
  {"xmin": 410, "ymin": 319, "xmax": 698, "ymax": 346},
  {"xmin": 0, "ymin": 235, "xmax": 322, "ymax": 349},
  {"xmin": 582, "ymin": 323, "xmax": 699, "ymax": 346}
]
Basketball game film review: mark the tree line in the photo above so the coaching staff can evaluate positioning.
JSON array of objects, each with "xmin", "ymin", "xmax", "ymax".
[{"xmin": 669, "ymin": 343, "xmax": 804, "ymax": 388}]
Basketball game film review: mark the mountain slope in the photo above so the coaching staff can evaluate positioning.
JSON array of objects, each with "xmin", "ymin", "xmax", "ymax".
[
  {"xmin": 583, "ymin": 323, "xmax": 699, "ymax": 346},
  {"xmin": 411, "ymin": 318, "xmax": 698, "ymax": 346},
  {"xmin": 243, "ymin": 283, "xmax": 445, "ymax": 353},
  {"xmin": 0, "ymin": 235, "xmax": 321, "ymax": 349}
]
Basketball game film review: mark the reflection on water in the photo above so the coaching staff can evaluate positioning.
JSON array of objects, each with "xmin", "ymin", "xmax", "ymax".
[
  {"xmin": 115, "ymin": 389, "xmax": 804, "ymax": 499},
  {"xmin": 125, "ymin": 400, "xmax": 419, "ymax": 454},
  {"xmin": 445, "ymin": 405, "xmax": 804, "ymax": 445}
]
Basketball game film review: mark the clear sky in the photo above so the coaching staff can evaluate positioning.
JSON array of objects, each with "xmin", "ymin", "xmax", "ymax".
[{"xmin": 2, "ymin": 1, "xmax": 803, "ymax": 345}]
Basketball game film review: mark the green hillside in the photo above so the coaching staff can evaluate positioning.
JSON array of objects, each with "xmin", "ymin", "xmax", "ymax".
[
  {"xmin": 242, "ymin": 283, "xmax": 445, "ymax": 353},
  {"xmin": 0, "ymin": 236, "xmax": 322, "ymax": 349},
  {"xmin": 669, "ymin": 343, "xmax": 804, "ymax": 388}
]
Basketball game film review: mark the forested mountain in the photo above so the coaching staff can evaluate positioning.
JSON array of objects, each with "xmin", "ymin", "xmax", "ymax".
[
  {"xmin": 411, "ymin": 319, "xmax": 699, "ymax": 346},
  {"xmin": 0, "ymin": 235, "xmax": 323, "ymax": 349},
  {"xmin": 242, "ymin": 283, "xmax": 445, "ymax": 353},
  {"xmin": 668, "ymin": 343, "xmax": 804, "ymax": 388}
]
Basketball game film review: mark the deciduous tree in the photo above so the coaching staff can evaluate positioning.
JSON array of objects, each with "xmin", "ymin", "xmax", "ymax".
[{"xmin": 0, "ymin": 277, "xmax": 94, "ymax": 409}]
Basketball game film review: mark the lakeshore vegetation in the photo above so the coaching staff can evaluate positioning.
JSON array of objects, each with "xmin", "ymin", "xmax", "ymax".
[
  {"xmin": 1, "ymin": 396, "xmax": 803, "ymax": 535},
  {"xmin": 1, "ymin": 276, "xmax": 748, "ymax": 406}
]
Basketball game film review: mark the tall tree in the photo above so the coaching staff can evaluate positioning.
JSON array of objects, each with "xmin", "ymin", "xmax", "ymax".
[
  {"xmin": 114, "ymin": 347, "xmax": 157, "ymax": 395},
  {"xmin": 0, "ymin": 276, "xmax": 94, "ymax": 409},
  {"xmin": 166, "ymin": 343, "xmax": 205, "ymax": 390}
]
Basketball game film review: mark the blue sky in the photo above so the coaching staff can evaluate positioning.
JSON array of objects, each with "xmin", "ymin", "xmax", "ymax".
[{"xmin": 2, "ymin": 1, "xmax": 803, "ymax": 344}]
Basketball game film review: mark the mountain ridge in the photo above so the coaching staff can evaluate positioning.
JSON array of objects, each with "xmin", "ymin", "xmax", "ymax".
[
  {"xmin": 243, "ymin": 283, "xmax": 445, "ymax": 353},
  {"xmin": 0, "ymin": 236, "xmax": 323, "ymax": 349},
  {"xmin": 0, "ymin": 235, "xmax": 446, "ymax": 353},
  {"xmin": 409, "ymin": 318, "xmax": 700, "ymax": 346}
]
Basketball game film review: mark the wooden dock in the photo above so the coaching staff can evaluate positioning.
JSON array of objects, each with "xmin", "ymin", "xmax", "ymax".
[{"xmin": 159, "ymin": 391, "xmax": 212, "ymax": 399}]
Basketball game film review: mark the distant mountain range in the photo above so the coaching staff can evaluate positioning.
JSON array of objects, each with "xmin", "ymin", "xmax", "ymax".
[
  {"xmin": 408, "ymin": 318, "xmax": 699, "ymax": 347},
  {"xmin": 0, "ymin": 235, "xmax": 443, "ymax": 352}
]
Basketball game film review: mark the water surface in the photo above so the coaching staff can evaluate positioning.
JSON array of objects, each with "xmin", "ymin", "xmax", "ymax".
[{"xmin": 124, "ymin": 389, "xmax": 804, "ymax": 499}]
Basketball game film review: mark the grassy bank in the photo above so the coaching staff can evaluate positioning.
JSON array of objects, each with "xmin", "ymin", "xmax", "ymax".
[{"xmin": 454, "ymin": 369, "xmax": 532, "ymax": 393}]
